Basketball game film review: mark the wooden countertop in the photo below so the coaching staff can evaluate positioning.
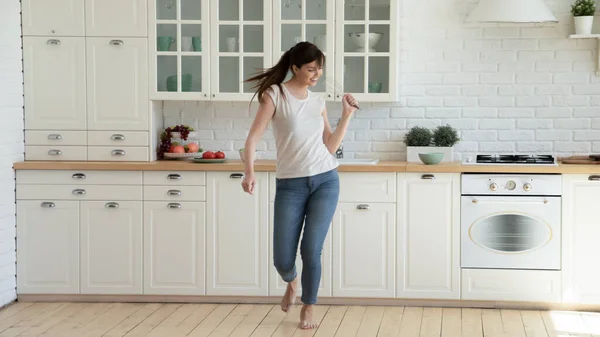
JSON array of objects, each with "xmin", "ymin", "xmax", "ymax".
[{"xmin": 12, "ymin": 160, "xmax": 600, "ymax": 174}]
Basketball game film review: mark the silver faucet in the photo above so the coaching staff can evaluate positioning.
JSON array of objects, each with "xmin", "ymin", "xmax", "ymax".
[{"xmin": 335, "ymin": 118, "xmax": 343, "ymax": 159}]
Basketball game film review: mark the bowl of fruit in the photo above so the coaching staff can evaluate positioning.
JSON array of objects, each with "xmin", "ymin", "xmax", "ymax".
[
  {"xmin": 157, "ymin": 125, "xmax": 203, "ymax": 160},
  {"xmin": 163, "ymin": 142, "xmax": 203, "ymax": 159},
  {"xmin": 192, "ymin": 150, "xmax": 227, "ymax": 163}
]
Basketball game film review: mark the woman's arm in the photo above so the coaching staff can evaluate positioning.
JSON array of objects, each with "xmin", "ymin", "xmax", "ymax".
[
  {"xmin": 322, "ymin": 108, "xmax": 350, "ymax": 154},
  {"xmin": 243, "ymin": 93, "xmax": 276, "ymax": 175}
]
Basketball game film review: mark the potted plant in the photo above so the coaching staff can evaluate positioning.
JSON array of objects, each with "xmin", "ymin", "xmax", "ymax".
[
  {"xmin": 572, "ymin": 0, "xmax": 596, "ymax": 35},
  {"xmin": 404, "ymin": 125, "xmax": 459, "ymax": 163}
]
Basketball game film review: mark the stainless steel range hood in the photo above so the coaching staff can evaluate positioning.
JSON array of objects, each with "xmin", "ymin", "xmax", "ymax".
[{"xmin": 466, "ymin": 0, "xmax": 558, "ymax": 23}]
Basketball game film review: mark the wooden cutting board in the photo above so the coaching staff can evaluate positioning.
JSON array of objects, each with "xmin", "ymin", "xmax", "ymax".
[{"xmin": 562, "ymin": 155, "xmax": 600, "ymax": 164}]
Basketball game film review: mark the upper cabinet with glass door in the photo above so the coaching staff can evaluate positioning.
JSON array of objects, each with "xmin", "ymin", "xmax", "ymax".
[
  {"xmin": 149, "ymin": 0, "xmax": 210, "ymax": 100},
  {"xmin": 335, "ymin": 0, "xmax": 399, "ymax": 102},
  {"xmin": 210, "ymin": 0, "xmax": 272, "ymax": 101},
  {"xmin": 273, "ymin": 0, "xmax": 334, "ymax": 101}
]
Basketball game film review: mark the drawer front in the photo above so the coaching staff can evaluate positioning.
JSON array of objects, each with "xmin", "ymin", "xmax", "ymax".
[
  {"xmin": 339, "ymin": 172, "xmax": 396, "ymax": 203},
  {"xmin": 87, "ymin": 147, "xmax": 149, "ymax": 162},
  {"xmin": 143, "ymin": 171, "xmax": 206, "ymax": 186},
  {"xmin": 144, "ymin": 186, "xmax": 206, "ymax": 201},
  {"xmin": 25, "ymin": 131, "xmax": 87, "ymax": 146},
  {"xmin": 88, "ymin": 131, "xmax": 149, "ymax": 146},
  {"xmin": 25, "ymin": 146, "xmax": 87, "ymax": 161},
  {"xmin": 17, "ymin": 170, "xmax": 142, "ymax": 185},
  {"xmin": 17, "ymin": 185, "xmax": 142, "ymax": 200}
]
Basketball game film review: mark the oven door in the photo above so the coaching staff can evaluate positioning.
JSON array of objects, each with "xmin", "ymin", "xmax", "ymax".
[{"xmin": 461, "ymin": 196, "xmax": 561, "ymax": 270}]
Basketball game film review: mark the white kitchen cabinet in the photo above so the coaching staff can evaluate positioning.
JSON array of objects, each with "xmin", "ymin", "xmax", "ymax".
[
  {"xmin": 16, "ymin": 200, "xmax": 80, "ymax": 294},
  {"xmin": 332, "ymin": 203, "xmax": 395, "ymax": 298},
  {"xmin": 23, "ymin": 37, "xmax": 87, "ymax": 130},
  {"xmin": 144, "ymin": 201, "xmax": 206, "ymax": 295},
  {"xmin": 80, "ymin": 201, "xmax": 143, "ymax": 294},
  {"xmin": 21, "ymin": 0, "xmax": 85, "ymax": 36},
  {"xmin": 562, "ymin": 174, "xmax": 600, "ymax": 304},
  {"xmin": 206, "ymin": 172, "xmax": 269, "ymax": 296},
  {"xmin": 86, "ymin": 38, "xmax": 149, "ymax": 131},
  {"xmin": 85, "ymin": 0, "xmax": 148, "ymax": 37},
  {"xmin": 397, "ymin": 173, "xmax": 460, "ymax": 300}
]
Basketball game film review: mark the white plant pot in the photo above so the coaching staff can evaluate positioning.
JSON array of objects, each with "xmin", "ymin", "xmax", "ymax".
[
  {"xmin": 407, "ymin": 146, "xmax": 454, "ymax": 163},
  {"xmin": 574, "ymin": 16, "xmax": 594, "ymax": 35}
]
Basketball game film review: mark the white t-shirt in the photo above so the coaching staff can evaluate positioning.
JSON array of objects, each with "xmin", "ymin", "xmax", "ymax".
[{"xmin": 266, "ymin": 84, "xmax": 339, "ymax": 179}]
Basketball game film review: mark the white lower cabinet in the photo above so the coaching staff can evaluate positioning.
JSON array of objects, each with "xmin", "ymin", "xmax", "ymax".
[
  {"xmin": 206, "ymin": 172, "xmax": 269, "ymax": 296},
  {"xmin": 17, "ymin": 200, "xmax": 80, "ymax": 294},
  {"xmin": 332, "ymin": 203, "xmax": 396, "ymax": 298},
  {"xmin": 462, "ymin": 269, "xmax": 561, "ymax": 302},
  {"xmin": 562, "ymin": 174, "xmax": 600, "ymax": 304},
  {"xmin": 143, "ymin": 201, "xmax": 205, "ymax": 295},
  {"xmin": 397, "ymin": 173, "xmax": 460, "ymax": 300},
  {"xmin": 80, "ymin": 201, "xmax": 142, "ymax": 294}
]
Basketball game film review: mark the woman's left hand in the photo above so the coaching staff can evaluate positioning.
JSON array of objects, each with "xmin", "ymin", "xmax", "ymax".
[{"xmin": 341, "ymin": 93, "xmax": 358, "ymax": 117}]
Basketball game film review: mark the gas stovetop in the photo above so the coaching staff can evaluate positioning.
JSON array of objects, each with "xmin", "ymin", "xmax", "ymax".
[{"xmin": 462, "ymin": 154, "xmax": 558, "ymax": 166}]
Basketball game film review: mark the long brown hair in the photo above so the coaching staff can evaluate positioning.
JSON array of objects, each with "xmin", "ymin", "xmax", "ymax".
[{"xmin": 245, "ymin": 41, "xmax": 325, "ymax": 105}]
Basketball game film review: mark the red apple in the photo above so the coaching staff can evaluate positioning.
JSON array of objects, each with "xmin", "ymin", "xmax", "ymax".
[
  {"xmin": 202, "ymin": 151, "xmax": 216, "ymax": 159},
  {"xmin": 215, "ymin": 151, "xmax": 225, "ymax": 159},
  {"xmin": 172, "ymin": 145, "xmax": 185, "ymax": 154}
]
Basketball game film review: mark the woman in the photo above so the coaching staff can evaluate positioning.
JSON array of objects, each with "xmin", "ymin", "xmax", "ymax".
[{"xmin": 241, "ymin": 41, "xmax": 357, "ymax": 330}]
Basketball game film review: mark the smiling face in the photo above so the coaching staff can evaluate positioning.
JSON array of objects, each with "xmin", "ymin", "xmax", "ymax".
[{"xmin": 292, "ymin": 61, "xmax": 323, "ymax": 87}]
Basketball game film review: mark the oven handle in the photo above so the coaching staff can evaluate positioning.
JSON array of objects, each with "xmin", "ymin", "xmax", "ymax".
[{"xmin": 471, "ymin": 198, "xmax": 550, "ymax": 204}]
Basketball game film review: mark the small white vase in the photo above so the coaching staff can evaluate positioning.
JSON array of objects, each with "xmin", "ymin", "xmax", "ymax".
[
  {"xmin": 406, "ymin": 146, "xmax": 454, "ymax": 163},
  {"xmin": 574, "ymin": 16, "xmax": 594, "ymax": 35}
]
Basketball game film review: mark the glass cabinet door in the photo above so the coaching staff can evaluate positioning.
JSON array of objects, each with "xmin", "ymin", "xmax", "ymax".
[
  {"xmin": 335, "ymin": 0, "xmax": 397, "ymax": 102},
  {"xmin": 149, "ymin": 0, "xmax": 210, "ymax": 100},
  {"xmin": 210, "ymin": 0, "xmax": 271, "ymax": 101},
  {"xmin": 273, "ymin": 0, "xmax": 335, "ymax": 100}
]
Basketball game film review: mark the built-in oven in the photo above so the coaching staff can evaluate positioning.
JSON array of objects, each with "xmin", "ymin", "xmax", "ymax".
[{"xmin": 461, "ymin": 173, "xmax": 561, "ymax": 270}]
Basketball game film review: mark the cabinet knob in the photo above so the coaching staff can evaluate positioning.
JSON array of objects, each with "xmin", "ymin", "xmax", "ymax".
[
  {"xmin": 40, "ymin": 202, "xmax": 55, "ymax": 208},
  {"xmin": 421, "ymin": 174, "xmax": 435, "ymax": 180},
  {"xmin": 356, "ymin": 204, "xmax": 370, "ymax": 210},
  {"xmin": 72, "ymin": 173, "xmax": 86, "ymax": 180},
  {"xmin": 112, "ymin": 149, "xmax": 126, "ymax": 156},
  {"xmin": 111, "ymin": 134, "xmax": 126, "ymax": 141},
  {"xmin": 167, "ymin": 203, "xmax": 181, "ymax": 209},
  {"xmin": 167, "ymin": 174, "xmax": 182, "ymax": 180},
  {"xmin": 167, "ymin": 189, "xmax": 182, "ymax": 196},
  {"xmin": 230, "ymin": 173, "xmax": 243, "ymax": 179},
  {"xmin": 47, "ymin": 39, "xmax": 61, "ymax": 45},
  {"xmin": 110, "ymin": 40, "xmax": 124, "ymax": 46},
  {"xmin": 47, "ymin": 134, "xmax": 62, "ymax": 140},
  {"xmin": 72, "ymin": 189, "xmax": 86, "ymax": 196},
  {"xmin": 48, "ymin": 149, "xmax": 62, "ymax": 156},
  {"xmin": 589, "ymin": 175, "xmax": 600, "ymax": 181},
  {"xmin": 105, "ymin": 202, "xmax": 119, "ymax": 208}
]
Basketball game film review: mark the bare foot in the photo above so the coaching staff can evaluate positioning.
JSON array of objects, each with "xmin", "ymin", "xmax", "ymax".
[
  {"xmin": 280, "ymin": 277, "xmax": 298, "ymax": 312},
  {"xmin": 299, "ymin": 305, "xmax": 318, "ymax": 330}
]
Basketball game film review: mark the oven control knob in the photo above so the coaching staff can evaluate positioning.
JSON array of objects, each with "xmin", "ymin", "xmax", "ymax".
[
  {"xmin": 489, "ymin": 183, "xmax": 498, "ymax": 191},
  {"xmin": 523, "ymin": 183, "xmax": 532, "ymax": 191}
]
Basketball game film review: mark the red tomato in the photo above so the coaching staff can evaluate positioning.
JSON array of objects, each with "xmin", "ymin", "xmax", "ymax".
[
  {"xmin": 202, "ymin": 151, "xmax": 216, "ymax": 159},
  {"xmin": 215, "ymin": 151, "xmax": 225, "ymax": 159}
]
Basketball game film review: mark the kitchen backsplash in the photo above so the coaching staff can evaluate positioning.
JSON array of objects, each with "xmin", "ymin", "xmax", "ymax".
[{"xmin": 163, "ymin": 0, "xmax": 600, "ymax": 161}]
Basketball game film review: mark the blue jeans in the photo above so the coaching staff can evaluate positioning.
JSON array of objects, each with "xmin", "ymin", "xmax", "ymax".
[{"xmin": 273, "ymin": 168, "xmax": 340, "ymax": 305}]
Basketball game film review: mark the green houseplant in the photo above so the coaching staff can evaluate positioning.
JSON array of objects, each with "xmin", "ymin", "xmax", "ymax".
[
  {"xmin": 404, "ymin": 125, "xmax": 459, "ymax": 163},
  {"xmin": 572, "ymin": 0, "xmax": 596, "ymax": 35}
]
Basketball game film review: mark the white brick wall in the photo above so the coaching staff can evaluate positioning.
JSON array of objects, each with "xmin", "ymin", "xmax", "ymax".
[
  {"xmin": 162, "ymin": 0, "xmax": 599, "ymax": 161},
  {"xmin": 0, "ymin": 0, "xmax": 24, "ymax": 306}
]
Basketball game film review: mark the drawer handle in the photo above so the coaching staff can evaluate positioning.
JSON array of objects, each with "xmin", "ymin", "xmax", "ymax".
[
  {"xmin": 167, "ymin": 174, "xmax": 182, "ymax": 180},
  {"xmin": 111, "ymin": 134, "xmax": 126, "ymax": 141},
  {"xmin": 230, "ymin": 173, "xmax": 244, "ymax": 179},
  {"xmin": 167, "ymin": 189, "xmax": 182, "ymax": 196},
  {"xmin": 357, "ymin": 204, "xmax": 370, "ymax": 210},
  {"xmin": 47, "ymin": 134, "xmax": 62, "ymax": 140},
  {"xmin": 47, "ymin": 39, "xmax": 61, "ymax": 45},
  {"xmin": 72, "ymin": 189, "xmax": 86, "ymax": 196},
  {"xmin": 112, "ymin": 149, "xmax": 126, "ymax": 156},
  {"xmin": 72, "ymin": 173, "xmax": 86, "ymax": 180},
  {"xmin": 48, "ymin": 149, "xmax": 62, "ymax": 156},
  {"xmin": 105, "ymin": 202, "xmax": 119, "ymax": 209},
  {"xmin": 589, "ymin": 175, "xmax": 600, "ymax": 181},
  {"xmin": 421, "ymin": 174, "xmax": 435, "ymax": 180},
  {"xmin": 110, "ymin": 40, "xmax": 124, "ymax": 46},
  {"xmin": 40, "ymin": 202, "xmax": 55, "ymax": 208},
  {"xmin": 167, "ymin": 203, "xmax": 181, "ymax": 209}
]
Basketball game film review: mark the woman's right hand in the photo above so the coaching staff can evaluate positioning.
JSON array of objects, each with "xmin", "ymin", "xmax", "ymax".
[{"xmin": 242, "ymin": 173, "xmax": 256, "ymax": 195}]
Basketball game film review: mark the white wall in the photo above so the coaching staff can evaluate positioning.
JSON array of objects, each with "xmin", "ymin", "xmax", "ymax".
[
  {"xmin": 163, "ymin": 0, "xmax": 600, "ymax": 161},
  {"xmin": 0, "ymin": 0, "xmax": 24, "ymax": 306}
]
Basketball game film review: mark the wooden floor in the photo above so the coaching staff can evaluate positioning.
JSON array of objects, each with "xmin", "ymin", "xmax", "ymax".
[{"xmin": 0, "ymin": 302, "xmax": 598, "ymax": 337}]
